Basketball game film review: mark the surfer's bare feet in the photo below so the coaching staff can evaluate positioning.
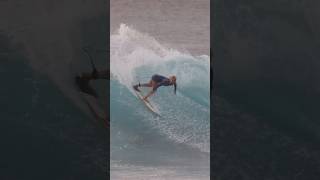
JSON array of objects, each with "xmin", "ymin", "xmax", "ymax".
[
  {"xmin": 133, "ymin": 85, "xmax": 140, "ymax": 92},
  {"xmin": 143, "ymin": 97, "xmax": 149, "ymax": 102}
]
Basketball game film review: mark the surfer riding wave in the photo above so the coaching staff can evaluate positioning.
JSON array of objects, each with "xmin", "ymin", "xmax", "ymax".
[
  {"xmin": 75, "ymin": 69, "xmax": 109, "ymax": 98},
  {"xmin": 75, "ymin": 47, "xmax": 109, "ymax": 128},
  {"xmin": 133, "ymin": 74, "xmax": 177, "ymax": 101}
]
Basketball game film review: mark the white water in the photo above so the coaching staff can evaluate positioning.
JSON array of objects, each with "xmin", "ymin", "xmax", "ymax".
[{"xmin": 110, "ymin": 24, "xmax": 210, "ymax": 179}]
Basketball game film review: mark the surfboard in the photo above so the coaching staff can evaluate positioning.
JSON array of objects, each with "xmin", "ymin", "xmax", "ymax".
[
  {"xmin": 134, "ymin": 90, "xmax": 160, "ymax": 116},
  {"xmin": 80, "ymin": 92, "xmax": 109, "ymax": 128}
]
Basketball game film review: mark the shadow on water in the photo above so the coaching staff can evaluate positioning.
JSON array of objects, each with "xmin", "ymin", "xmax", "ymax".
[{"xmin": 0, "ymin": 33, "xmax": 107, "ymax": 180}]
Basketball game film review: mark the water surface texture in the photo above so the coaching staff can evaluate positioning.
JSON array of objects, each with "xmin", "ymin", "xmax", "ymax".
[{"xmin": 110, "ymin": 24, "xmax": 210, "ymax": 179}]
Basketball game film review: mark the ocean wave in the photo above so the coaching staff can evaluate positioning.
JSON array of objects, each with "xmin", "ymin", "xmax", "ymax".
[{"xmin": 110, "ymin": 24, "xmax": 210, "ymax": 154}]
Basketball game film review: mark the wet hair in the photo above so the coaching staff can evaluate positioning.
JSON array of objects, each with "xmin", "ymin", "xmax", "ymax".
[{"xmin": 171, "ymin": 75, "xmax": 176, "ymax": 82}]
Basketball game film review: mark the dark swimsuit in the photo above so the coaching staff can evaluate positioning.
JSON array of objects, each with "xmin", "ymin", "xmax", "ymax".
[
  {"xmin": 75, "ymin": 76, "xmax": 98, "ymax": 98},
  {"xmin": 151, "ymin": 74, "xmax": 172, "ymax": 91}
]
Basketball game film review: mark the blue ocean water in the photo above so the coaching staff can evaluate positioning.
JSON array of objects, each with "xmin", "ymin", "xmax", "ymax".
[{"xmin": 110, "ymin": 25, "xmax": 210, "ymax": 179}]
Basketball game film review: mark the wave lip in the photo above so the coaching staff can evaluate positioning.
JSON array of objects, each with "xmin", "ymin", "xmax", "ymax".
[{"xmin": 110, "ymin": 24, "xmax": 210, "ymax": 154}]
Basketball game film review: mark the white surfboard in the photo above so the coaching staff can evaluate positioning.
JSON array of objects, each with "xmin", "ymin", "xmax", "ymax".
[
  {"xmin": 134, "ymin": 90, "xmax": 160, "ymax": 116},
  {"xmin": 80, "ymin": 92, "xmax": 109, "ymax": 128}
]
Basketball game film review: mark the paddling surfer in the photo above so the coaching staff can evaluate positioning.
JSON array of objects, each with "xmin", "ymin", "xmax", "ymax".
[{"xmin": 133, "ymin": 74, "xmax": 177, "ymax": 101}]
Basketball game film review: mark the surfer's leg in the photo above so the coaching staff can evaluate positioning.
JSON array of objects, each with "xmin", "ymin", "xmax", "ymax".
[
  {"xmin": 140, "ymin": 80, "xmax": 153, "ymax": 87},
  {"xmin": 96, "ymin": 69, "xmax": 109, "ymax": 79},
  {"xmin": 78, "ymin": 73, "xmax": 93, "ymax": 80},
  {"xmin": 76, "ymin": 75, "xmax": 99, "ymax": 98},
  {"xmin": 133, "ymin": 81, "xmax": 151, "ymax": 92},
  {"xmin": 133, "ymin": 84, "xmax": 141, "ymax": 92}
]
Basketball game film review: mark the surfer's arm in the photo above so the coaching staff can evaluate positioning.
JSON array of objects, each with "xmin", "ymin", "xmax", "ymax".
[{"xmin": 174, "ymin": 82, "xmax": 177, "ymax": 94}]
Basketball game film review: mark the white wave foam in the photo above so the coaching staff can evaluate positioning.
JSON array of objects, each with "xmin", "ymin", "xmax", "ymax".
[
  {"xmin": 110, "ymin": 24, "xmax": 210, "ymax": 153},
  {"xmin": 111, "ymin": 24, "xmax": 209, "ymax": 90}
]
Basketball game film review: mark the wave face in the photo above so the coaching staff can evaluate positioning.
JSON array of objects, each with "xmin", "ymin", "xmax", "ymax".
[
  {"xmin": 110, "ymin": 24, "xmax": 210, "ymax": 178},
  {"xmin": 0, "ymin": 34, "xmax": 107, "ymax": 179}
]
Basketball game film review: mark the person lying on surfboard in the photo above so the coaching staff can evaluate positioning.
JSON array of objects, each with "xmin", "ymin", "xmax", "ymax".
[{"xmin": 133, "ymin": 74, "xmax": 177, "ymax": 101}]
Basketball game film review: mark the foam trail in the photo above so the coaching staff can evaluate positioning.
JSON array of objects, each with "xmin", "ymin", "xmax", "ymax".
[{"xmin": 111, "ymin": 24, "xmax": 210, "ymax": 153}]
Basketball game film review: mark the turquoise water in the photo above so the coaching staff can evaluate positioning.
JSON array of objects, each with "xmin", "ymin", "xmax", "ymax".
[{"xmin": 110, "ymin": 25, "xmax": 210, "ymax": 179}]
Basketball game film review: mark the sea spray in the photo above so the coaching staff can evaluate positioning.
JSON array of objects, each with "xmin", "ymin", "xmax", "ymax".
[{"xmin": 111, "ymin": 24, "xmax": 210, "ymax": 155}]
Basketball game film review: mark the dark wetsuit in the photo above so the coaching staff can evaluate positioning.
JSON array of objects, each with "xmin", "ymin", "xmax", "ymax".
[{"xmin": 151, "ymin": 74, "xmax": 172, "ymax": 91}]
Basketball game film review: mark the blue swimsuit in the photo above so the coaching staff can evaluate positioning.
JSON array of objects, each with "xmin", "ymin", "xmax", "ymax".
[{"xmin": 151, "ymin": 74, "xmax": 172, "ymax": 91}]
